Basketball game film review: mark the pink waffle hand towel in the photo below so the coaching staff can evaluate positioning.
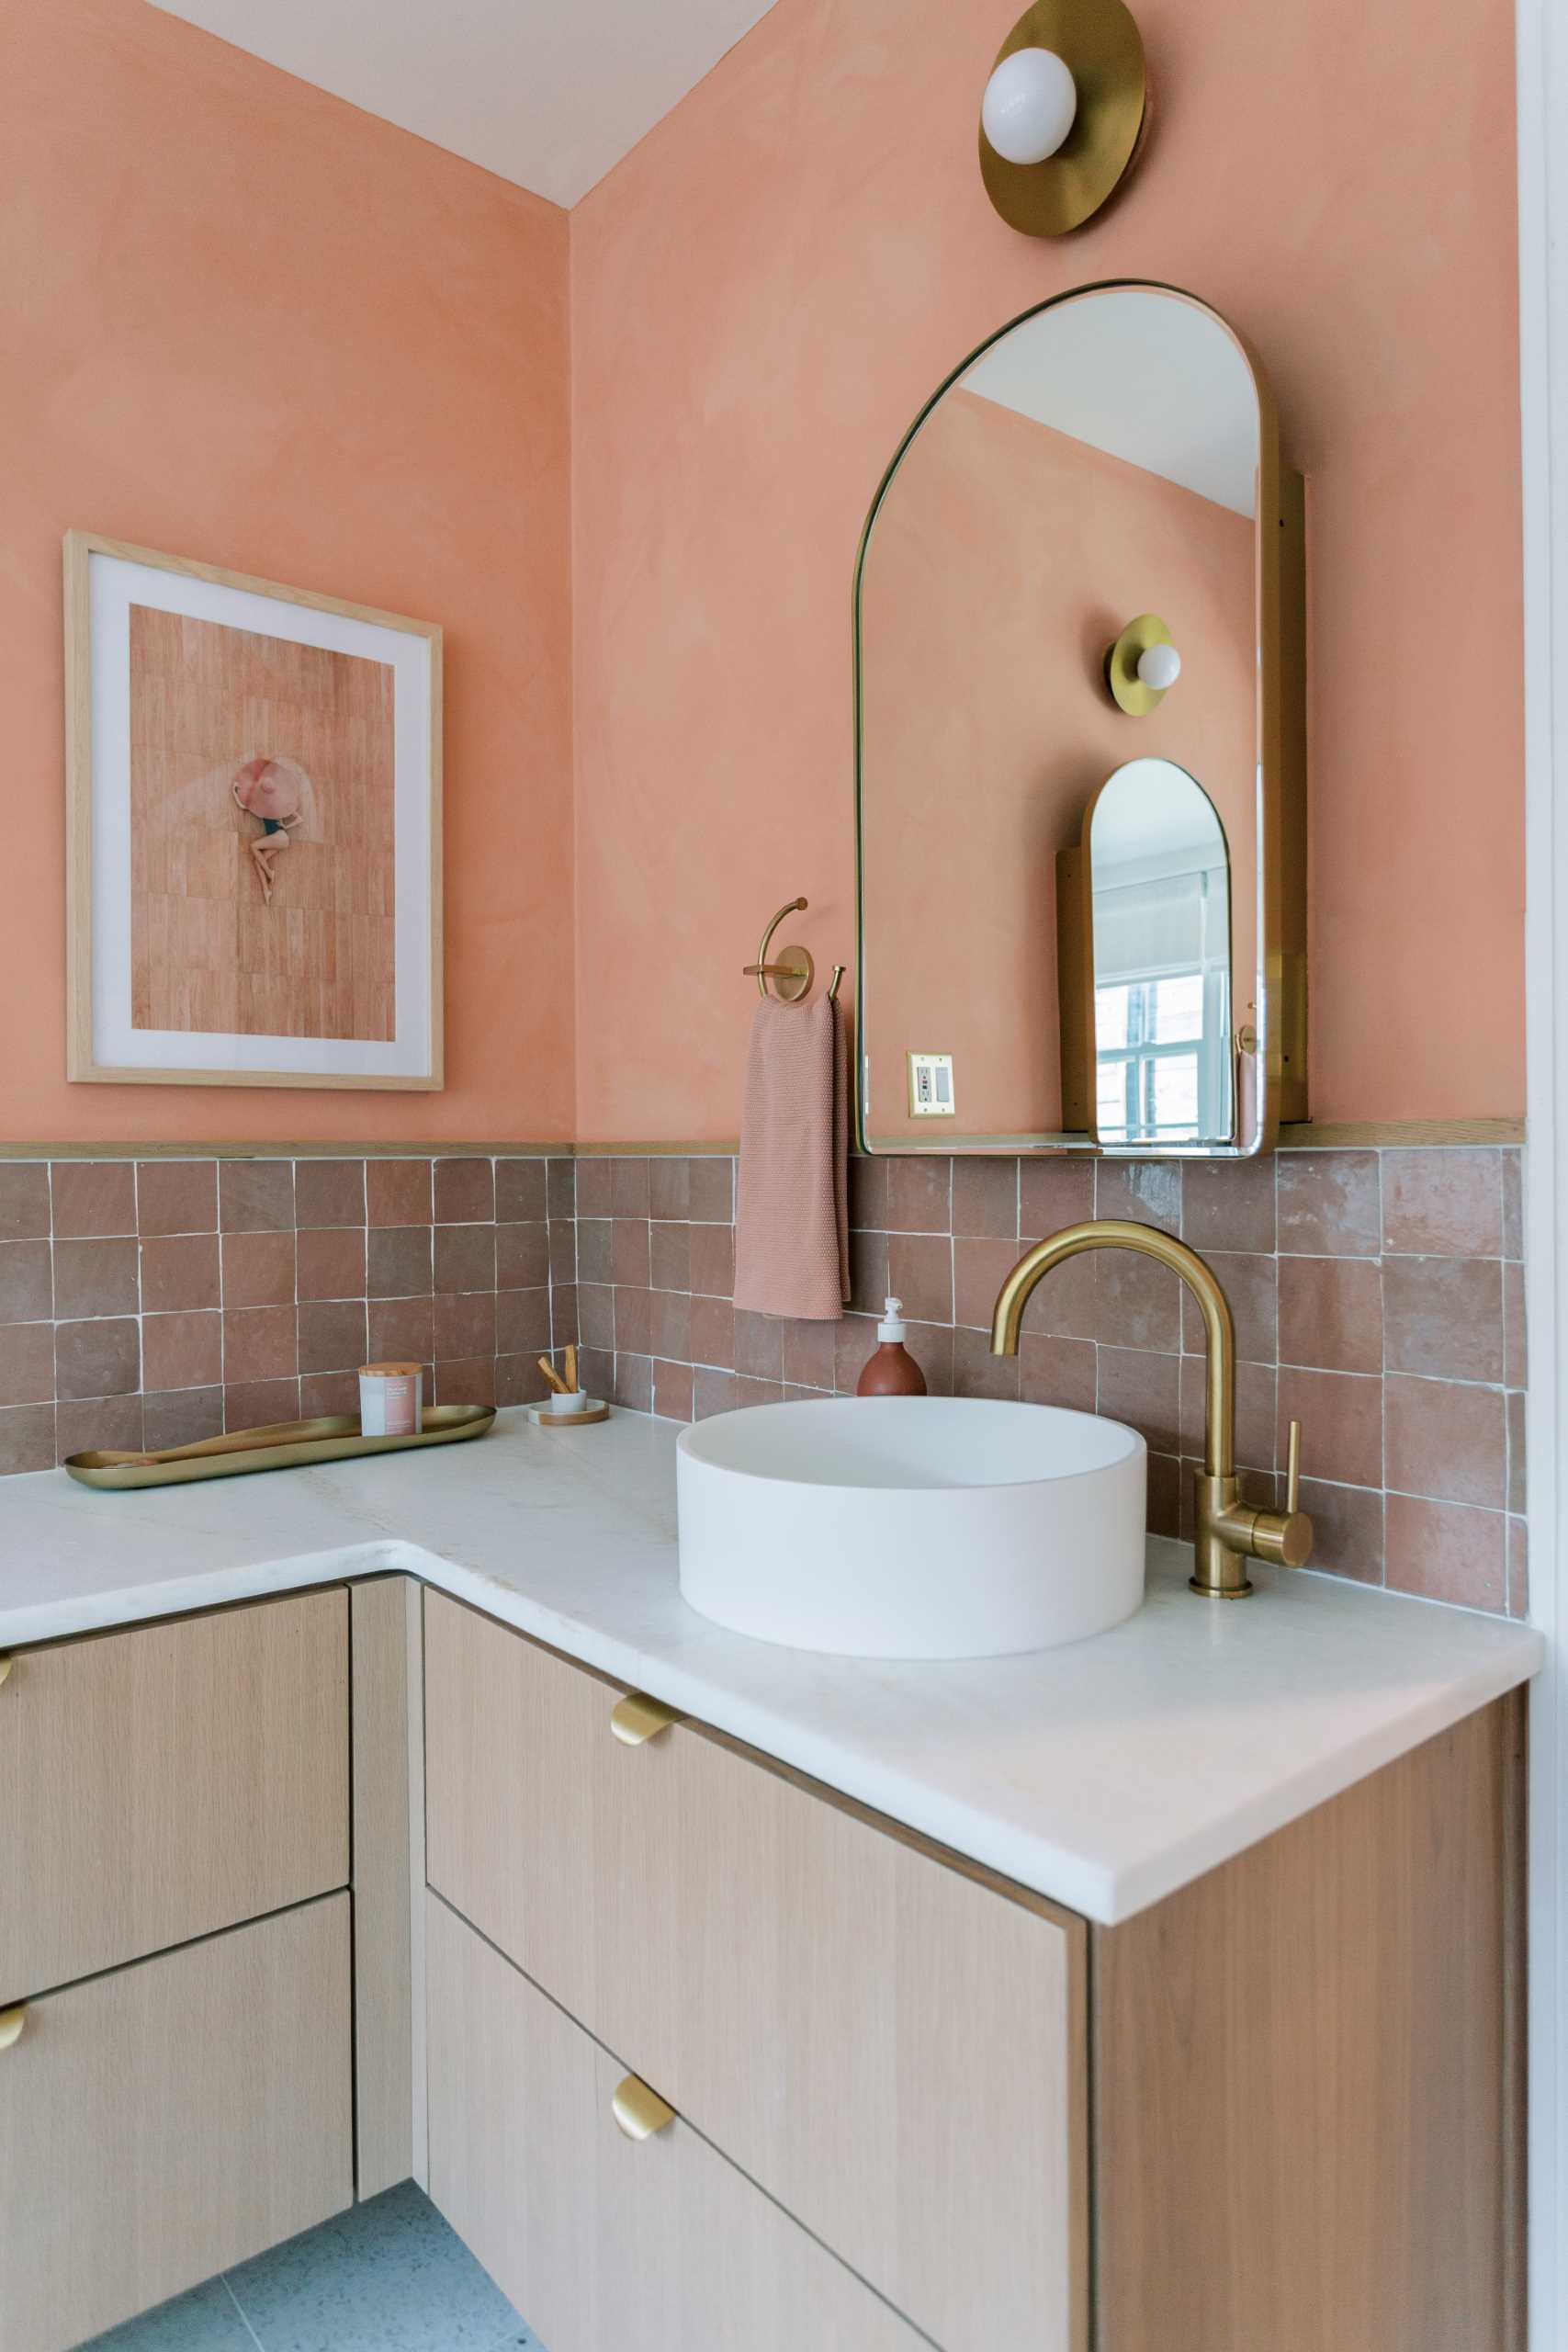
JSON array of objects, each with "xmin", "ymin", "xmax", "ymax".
[{"xmin": 733, "ymin": 996, "xmax": 850, "ymax": 1322}]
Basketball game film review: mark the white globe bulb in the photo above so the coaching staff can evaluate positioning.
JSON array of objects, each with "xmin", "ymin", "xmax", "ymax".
[
  {"xmin": 1136, "ymin": 641, "xmax": 1182, "ymax": 693},
  {"xmin": 981, "ymin": 48, "xmax": 1078, "ymax": 166}
]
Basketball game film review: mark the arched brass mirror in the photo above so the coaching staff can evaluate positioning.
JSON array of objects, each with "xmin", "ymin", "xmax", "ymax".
[{"xmin": 852, "ymin": 279, "xmax": 1306, "ymax": 1157}]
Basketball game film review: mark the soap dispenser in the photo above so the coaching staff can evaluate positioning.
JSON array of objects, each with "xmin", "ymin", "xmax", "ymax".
[{"xmin": 856, "ymin": 1296, "xmax": 928, "ymax": 1397}]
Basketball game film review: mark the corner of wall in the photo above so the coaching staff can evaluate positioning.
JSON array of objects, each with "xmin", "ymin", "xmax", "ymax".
[{"xmin": 566, "ymin": 193, "xmax": 586, "ymax": 1151}]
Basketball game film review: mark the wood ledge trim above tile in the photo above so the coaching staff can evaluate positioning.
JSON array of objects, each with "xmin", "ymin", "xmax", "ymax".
[
  {"xmin": 0, "ymin": 1141, "xmax": 575, "ymax": 1161},
  {"xmin": 583, "ymin": 1123, "xmax": 1525, "ymax": 1155},
  {"xmin": 572, "ymin": 1141, "xmax": 741, "ymax": 1157},
  {"xmin": 1, "ymin": 1120, "xmax": 1522, "ymax": 1162},
  {"xmin": 1276, "ymin": 1119, "xmax": 1525, "ymax": 1148}
]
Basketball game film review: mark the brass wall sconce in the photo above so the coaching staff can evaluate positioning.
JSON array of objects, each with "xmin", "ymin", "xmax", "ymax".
[
  {"xmin": 1104, "ymin": 613, "xmax": 1181, "ymax": 715},
  {"xmin": 978, "ymin": 0, "xmax": 1147, "ymax": 237}
]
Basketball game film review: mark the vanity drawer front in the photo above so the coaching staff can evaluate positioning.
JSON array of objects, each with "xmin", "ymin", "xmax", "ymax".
[
  {"xmin": 424, "ymin": 1591, "xmax": 1088, "ymax": 2352},
  {"xmin": 0, "ymin": 1589, "xmax": 349, "ymax": 2003},
  {"xmin": 0, "ymin": 1891, "xmax": 354, "ymax": 2352},
  {"xmin": 425, "ymin": 1890, "xmax": 927, "ymax": 2352}
]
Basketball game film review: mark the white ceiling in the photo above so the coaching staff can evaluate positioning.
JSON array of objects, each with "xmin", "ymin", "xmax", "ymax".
[
  {"xmin": 962, "ymin": 288, "xmax": 1260, "ymax": 516},
  {"xmin": 147, "ymin": 0, "xmax": 782, "ymax": 207},
  {"xmin": 1092, "ymin": 759, "xmax": 1225, "ymax": 872}
]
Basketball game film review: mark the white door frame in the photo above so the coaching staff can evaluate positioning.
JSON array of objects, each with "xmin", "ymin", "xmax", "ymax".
[{"xmin": 1519, "ymin": 0, "xmax": 1568, "ymax": 2337}]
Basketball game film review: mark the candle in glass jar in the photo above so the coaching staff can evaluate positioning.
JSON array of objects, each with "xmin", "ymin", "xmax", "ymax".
[{"xmin": 359, "ymin": 1361, "xmax": 423, "ymax": 1437}]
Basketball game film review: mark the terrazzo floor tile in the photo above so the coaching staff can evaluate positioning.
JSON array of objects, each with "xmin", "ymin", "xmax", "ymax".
[
  {"xmin": 224, "ymin": 2184, "xmax": 536, "ymax": 2352},
  {"xmin": 80, "ymin": 2186, "xmax": 545, "ymax": 2352},
  {"xmin": 78, "ymin": 2277, "xmax": 258, "ymax": 2350}
]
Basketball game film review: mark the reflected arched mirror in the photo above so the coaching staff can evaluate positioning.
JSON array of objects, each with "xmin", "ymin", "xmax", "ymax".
[
  {"xmin": 853, "ymin": 279, "xmax": 1306, "ymax": 1158},
  {"xmin": 1084, "ymin": 759, "xmax": 1232, "ymax": 1146}
]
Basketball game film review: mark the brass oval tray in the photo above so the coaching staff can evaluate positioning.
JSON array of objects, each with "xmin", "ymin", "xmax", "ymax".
[{"xmin": 65, "ymin": 1405, "xmax": 496, "ymax": 1491}]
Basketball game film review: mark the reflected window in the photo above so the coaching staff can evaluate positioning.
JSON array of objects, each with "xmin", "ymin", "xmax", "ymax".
[{"xmin": 1096, "ymin": 972, "xmax": 1211, "ymax": 1142}]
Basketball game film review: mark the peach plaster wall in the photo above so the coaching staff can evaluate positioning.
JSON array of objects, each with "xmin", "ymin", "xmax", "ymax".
[
  {"xmin": 569, "ymin": 0, "xmax": 1525, "ymax": 1143},
  {"xmin": 3, "ymin": 0, "xmax": 574, "ymax": 1147}
]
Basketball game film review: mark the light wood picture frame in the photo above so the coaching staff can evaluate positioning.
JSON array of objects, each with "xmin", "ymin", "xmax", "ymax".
[{"xmin": 64, "ymin": 531, "xmax": 444, "ymax": 1090}]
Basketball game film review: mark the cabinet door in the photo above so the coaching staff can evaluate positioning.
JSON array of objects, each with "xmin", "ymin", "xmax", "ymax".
[
  {"xmin": 0, "ymin": 1894, "xmax": 354, "ymax": 2352},
  {"xmin": 0, "ymin": 1589, "xmax": 349, "ymax": 2002},
  {"xmin": 425, "ymin": 1890, "xmax": 929, "ymax": 2352},
  {"xmin": 424, "ymin": 1591, "xmax": 1088, "ymax": 2352}
]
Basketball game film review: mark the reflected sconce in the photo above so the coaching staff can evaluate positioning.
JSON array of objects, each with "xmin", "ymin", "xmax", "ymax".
[
  {"xmin": 978, "ymin": 0, "xmax": 1147, "ymax": 237},
  {"xmin": 1105, "ymin": 614, "xmax": 1181, "ymax": 715}
]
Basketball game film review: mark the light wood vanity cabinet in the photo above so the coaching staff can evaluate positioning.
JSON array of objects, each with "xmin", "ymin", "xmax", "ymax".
[
  {"xmin": 0, "ymin": 1896, "xmax": 354, "ymax": 2352},
  {"xmin": 423, "ymin": 1588, "xmax": 1086, "ymax": 2352},
  {"xmin": 425, "ymin": 1890, "xmax": 930, "ymax": 2352},
  {"xmin": 423, "ymin": 1590, "xmax": 1521, "ymax": 2352},
  {"xmin": 0, "ymin": 1592, "xmax": 355, "ymax": 2352},
  {"xmin": 1090, "ymin": 1698, "xmax": 1519, "ymax": 2352},
  {"xmin": 2, "ymin": 1574, "xmax": 1518, "ymax": 2352},
  {"xmin": 0, "ymin": 1589, "xmax": 349, "ymax": 2004}
]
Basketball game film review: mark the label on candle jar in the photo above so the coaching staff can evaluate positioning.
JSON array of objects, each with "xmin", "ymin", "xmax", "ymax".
[{"xmin": 359, "ymin": 1362, "xmax": 423, "ymax": 1437}]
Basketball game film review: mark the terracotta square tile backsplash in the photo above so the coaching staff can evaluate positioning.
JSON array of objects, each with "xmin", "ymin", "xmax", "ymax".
[
  {"xmin": 0, "ymin": 1144, "xmax": 1526, "ymax": 1621},
  {"xmin": 562, "ymin": 1141, "xmax": 1528, "ymax": 1623},
  {"xmin": 0, "ymin": 1155, "xmax": 578, "ymax": 1478}
]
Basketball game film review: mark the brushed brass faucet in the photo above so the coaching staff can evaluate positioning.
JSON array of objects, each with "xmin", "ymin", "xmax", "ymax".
[{"xmin": 990, "ymin": 1218, "xmax": 1313, "ymax": 1598}]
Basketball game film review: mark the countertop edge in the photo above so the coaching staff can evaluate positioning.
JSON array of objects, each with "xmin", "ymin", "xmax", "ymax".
[
  {"xmin": 0, "ymin": 1540, "xmax": 402, "ymax": 1649},
  {"xmin": 1, "ymin": 1529, "xmax": 1542, "ymax": 1929},
  {"xmin": 423, "ymin": 1550, "xmax": 1542, "ymax": 1926},
  {"xmin": 1097, "ymin": 1642, "xmax": 1541, "ymax": 1921}
]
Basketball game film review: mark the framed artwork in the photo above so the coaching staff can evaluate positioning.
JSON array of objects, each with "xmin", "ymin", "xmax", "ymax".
[{"xmin": 64, "ymin": 531, "xmax": 443, "ymax": 1089}]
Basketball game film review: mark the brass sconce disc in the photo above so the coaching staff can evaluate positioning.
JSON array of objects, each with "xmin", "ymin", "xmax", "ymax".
[
  {"xmin": 979, "ymin": 0, "xmax": 1147, "ymax": 236},
  {"xmin": 769, "ymin": 946, "xmax": 815, "ymax": 1003},
  {"xmin": 1105, "ymin": 612, "xmax": 1174, "ymax": 717}
]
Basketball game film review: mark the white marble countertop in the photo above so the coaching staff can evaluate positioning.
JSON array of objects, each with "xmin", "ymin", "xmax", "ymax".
[{"xmin": 0, "ymin": 1409, "xmax": 1542, "ymax": 1925}]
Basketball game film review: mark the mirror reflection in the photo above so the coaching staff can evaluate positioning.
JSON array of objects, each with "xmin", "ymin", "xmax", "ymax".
[
  {"xmin": 855, "ymin": 282, "xmax": 1265, "ymax": 1154},
  {"xmin": 1089, "ymin": 760, "xmax": 1232, "ymax": 1146}
]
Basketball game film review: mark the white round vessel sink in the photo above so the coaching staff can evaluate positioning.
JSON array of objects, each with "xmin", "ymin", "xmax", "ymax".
[{"xmin": 676, "ymin": 1396, "xmax": 1146, "ymax": 1659}]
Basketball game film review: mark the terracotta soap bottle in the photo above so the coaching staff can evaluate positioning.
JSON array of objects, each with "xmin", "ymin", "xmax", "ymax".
[{"xmin": 857, "ymin": 1296, "xmax": 928, "ymax": 1397}]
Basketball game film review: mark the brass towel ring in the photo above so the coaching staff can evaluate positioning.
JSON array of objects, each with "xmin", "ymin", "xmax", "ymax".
[
  {"xmin": 742, "ymin": 899, "xmax": 845, "ymax": 1004},
  {"xmin": 744, "ymin": 898, "xmax": 814, "ymax": 1002}
]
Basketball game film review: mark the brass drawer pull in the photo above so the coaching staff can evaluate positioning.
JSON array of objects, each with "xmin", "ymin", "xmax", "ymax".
[
  {"xmin": 0, "ymin": 2007, "xmax": 26, "ymax": 2053},
  {"xmin": 612, "ymin": 2073, "xmax": 676, "ymax": 2142},
  {"xmin": 610, "ymin": 1692, "xmax": 682, "ymax": 1747}
]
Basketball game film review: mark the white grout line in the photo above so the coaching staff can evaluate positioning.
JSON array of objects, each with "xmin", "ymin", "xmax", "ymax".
[
  {"xmin": 129, "ymin": 1163, "xmax": 141, "ymax": 1402},
  {"xmin": 216, "ymin": 1172, "xmax": 228, "ymax": 1419},
  {"xmin": 220, "ymin": 2274, "xmax": 267, "ymax": 2352}
]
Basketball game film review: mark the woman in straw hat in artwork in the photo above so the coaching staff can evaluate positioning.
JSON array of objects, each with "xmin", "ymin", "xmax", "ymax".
[{"xmin": 231, "ymin": 755, "xmax": 310, "ymax": 904}]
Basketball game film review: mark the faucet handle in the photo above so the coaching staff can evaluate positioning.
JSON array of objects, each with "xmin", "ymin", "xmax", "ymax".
[
  {"xmin": 1284, "ymin": 1419, "xmax": 1303, "ymax": 1515},
  {"xmin": 1249, "ymin": 1420, "xmax": 1314, "ymax": 1569}
]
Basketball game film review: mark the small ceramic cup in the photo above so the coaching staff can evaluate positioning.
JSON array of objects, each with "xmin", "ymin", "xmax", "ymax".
[{"xmin": 547, "ymin": 1387, "xmax": 591, "ymax": 1417}]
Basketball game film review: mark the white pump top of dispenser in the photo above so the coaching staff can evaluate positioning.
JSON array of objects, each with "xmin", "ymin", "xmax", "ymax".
[{"xmin": 877, "ymin": 1295, "xmax": 908, "ymax": 1342}]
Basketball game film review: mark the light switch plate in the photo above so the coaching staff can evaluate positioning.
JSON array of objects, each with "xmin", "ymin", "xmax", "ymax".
[{"xmin": 907, "ymin": 1051, "xmax": 955, "ymax": 1117}]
